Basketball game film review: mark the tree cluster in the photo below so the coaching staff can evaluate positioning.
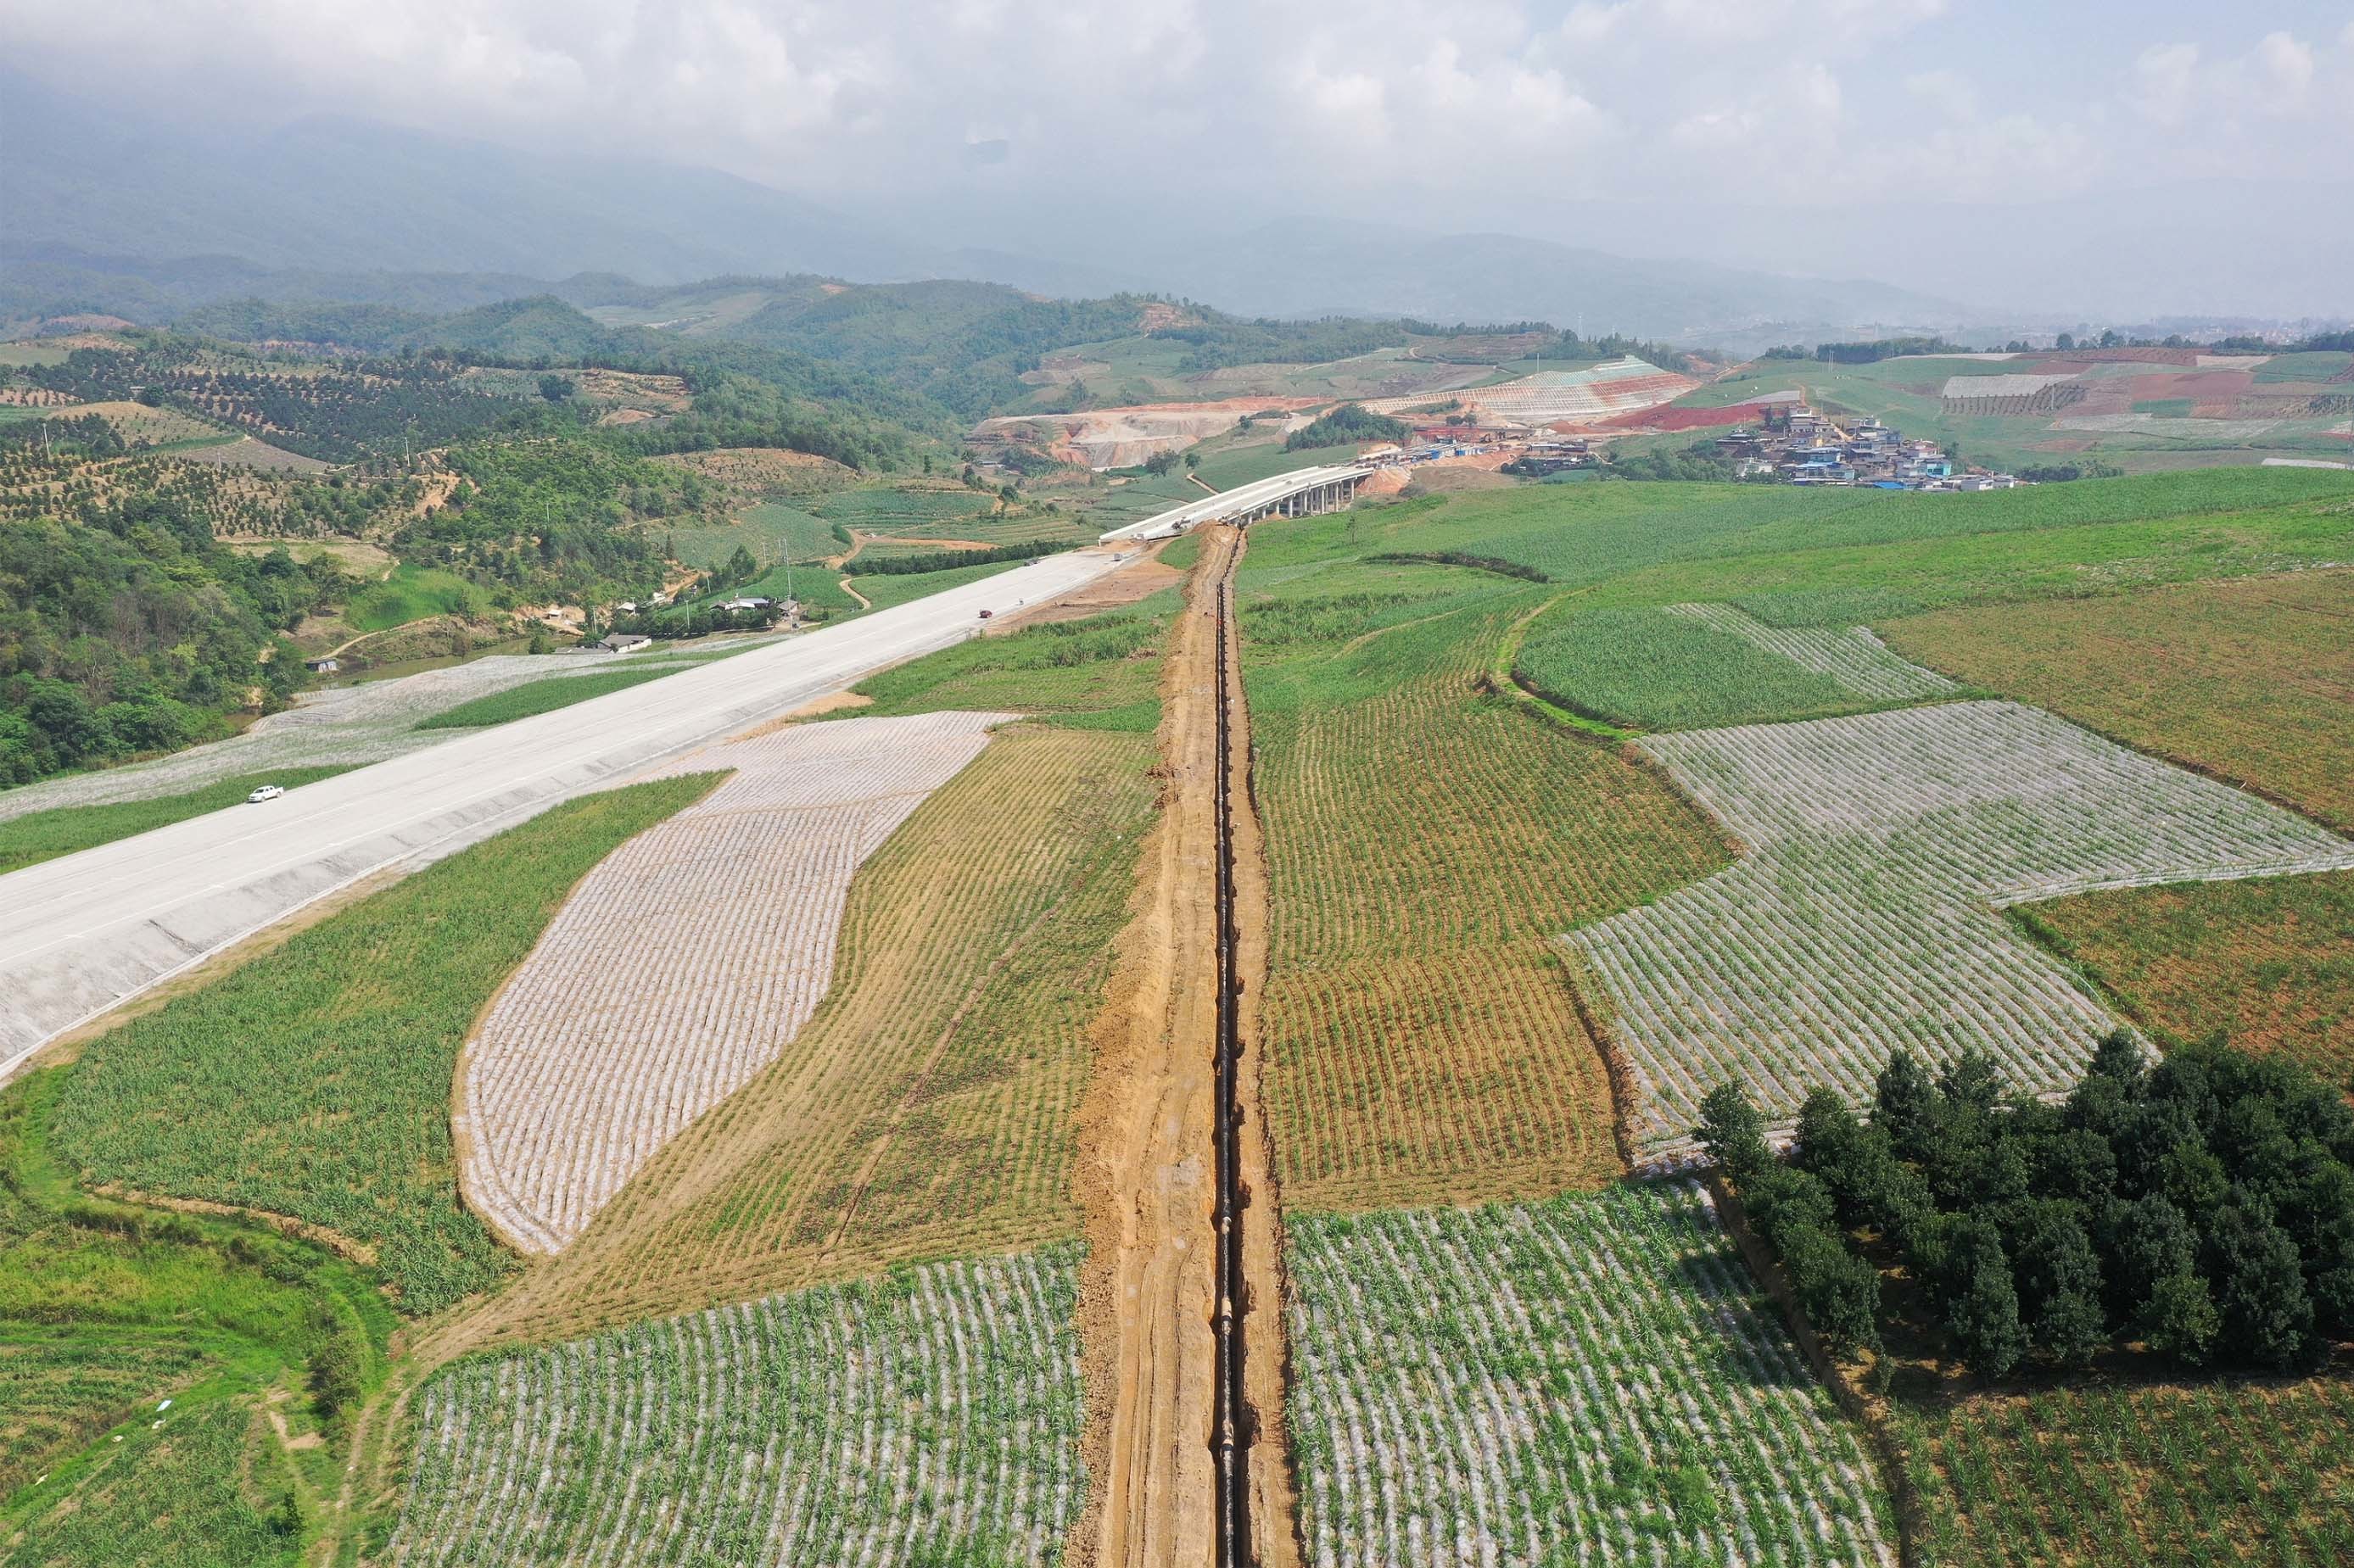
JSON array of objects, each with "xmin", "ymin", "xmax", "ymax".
[
  {"xmin": 1699, "ymin": 1037, "xmax": 2354, "ymax": 1381},
  {"xmin": 1809, "ymin": 338, "xmax": 1975, "ymax": 365},
  {"xmin": 1605, "ymin": 441, "xmax": 1739, "ymax": 483},
  {"xmin": 1284, "ymin": 403, "xmax": 1409, "ymax": 451},
  {"xmin": 0, "ymin": 508, "xmax": 347, "ymax": 784}
]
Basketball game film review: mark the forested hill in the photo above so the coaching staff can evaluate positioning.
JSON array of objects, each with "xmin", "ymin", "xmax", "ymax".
[{"xmin": 0, "ymin": 315, "xmax": 970, "ymax": 787}]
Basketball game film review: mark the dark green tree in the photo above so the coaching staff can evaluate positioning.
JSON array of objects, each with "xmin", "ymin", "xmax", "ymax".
[
  {"xmin": 2204, "ymin": 1191, "xmax": 2318, "ymax": 1370},
  {"xmin": 1697, "ymin": 1080, "xmax": 1770, "ymax": 1185}
]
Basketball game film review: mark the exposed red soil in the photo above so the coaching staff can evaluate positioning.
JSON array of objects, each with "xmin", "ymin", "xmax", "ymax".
[{"xmin": 1599, "ymin": 401, "xmax": 1769, "ymax": 432}]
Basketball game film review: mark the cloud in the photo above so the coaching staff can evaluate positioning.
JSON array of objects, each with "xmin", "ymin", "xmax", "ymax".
[{"xmin": 0, "ymin": 1, "xmax": 2346, "ymax": 229}]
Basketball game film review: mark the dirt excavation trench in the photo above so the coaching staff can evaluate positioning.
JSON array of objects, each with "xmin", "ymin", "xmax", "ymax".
[{"xmin": 1075, "ymin": 522, "xmax": 1300, "ymax": 1568}]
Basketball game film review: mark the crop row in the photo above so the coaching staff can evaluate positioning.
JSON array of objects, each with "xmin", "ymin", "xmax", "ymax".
[
  {"xmin": 1662, "ymin": 602, "xmax": 1957, "ymax": 701},
  {"xmin": 1284, "ymin": 1182, "xmax": 1896, "ymax": 1567},
  {"xmin": 390, "ymin": 1247, "xmax": 1085, "ymax": 1568},
  {"xmin": 1567, "ymin": 700, "xmax": 2354, "ymax": 1152},
  {"xmin": 461, "ymin": 711, "xmax": 1012, "ymax": 1254},
  {"xmin": 1241, "ymin": 587, "xmax": 1727, "ymax": 1208},
  {"xmin": 1896, "ymin": 1379, "xmax": 2354, "ymax": 1565}
]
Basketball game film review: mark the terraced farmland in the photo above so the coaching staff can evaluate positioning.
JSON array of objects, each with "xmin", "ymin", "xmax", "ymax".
[
  {"xmin": 1240, "ymin": 566, "xmax": 1729, "ymax": 1209},
  {"xmin": 391, "ymin": 1248, "xmax": 1084, "ymax": 1568},
  {"xmin": 459, "ymin": 711, "xmax": 1012, "ymax": 1254},
  {"xmin": 1285, "ymin": 1182, "xmax": 1895, "ymax": 1567},
  {"xmin": 1567, "ymin": 700, "xmax": 2354, "ymax": 1152}
]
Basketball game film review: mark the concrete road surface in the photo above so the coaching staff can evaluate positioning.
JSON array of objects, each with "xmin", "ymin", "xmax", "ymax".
[{"xmin": 0, "ymin": 550, "xmax": 1122, "ymax": 1079}]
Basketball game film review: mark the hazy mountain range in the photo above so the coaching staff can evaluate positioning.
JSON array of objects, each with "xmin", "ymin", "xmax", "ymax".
[{"xmin": 3, "ymin": 70, "xmax": 1970, "ymax": 345}]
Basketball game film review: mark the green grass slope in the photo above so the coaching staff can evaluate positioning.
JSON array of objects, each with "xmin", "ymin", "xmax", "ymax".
[{"xmin": 49, "ymin": 774, "xmax": 723, "ymax": 1312}]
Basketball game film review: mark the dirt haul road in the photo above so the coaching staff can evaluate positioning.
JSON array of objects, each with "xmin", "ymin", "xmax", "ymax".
[{"xmin": 1074, "ymin": 524, "xmax": 1299, "ymax": 1568}]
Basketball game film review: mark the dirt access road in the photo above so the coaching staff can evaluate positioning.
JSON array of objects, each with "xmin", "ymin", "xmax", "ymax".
[{"xmin": 1075, "ymin": 523, "xmax": 1300, "ymax": 1568}]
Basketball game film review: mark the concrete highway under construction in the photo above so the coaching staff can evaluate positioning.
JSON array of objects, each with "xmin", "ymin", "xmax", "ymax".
[
  {"xmin": 0, "ymin": 548, "xmax": 1127, "ymax": 1080},
  {"xmin": 1099, "ymin": 464, "xmax": 1371, "ymax": 543}
]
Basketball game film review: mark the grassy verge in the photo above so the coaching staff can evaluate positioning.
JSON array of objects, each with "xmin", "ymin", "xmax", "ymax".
[
  {"xmin": 0, "ymin": 1069, "xmax": 394, "ymax": 1565},
  {"xmin": 344, "ymin": 566, "xmax": 489, "ymax": 633},
  {"xmin": 847, "ymin": 592, "xmax": 1178, "ymax": 733},
  {"xmin": 412, "ymin": 666, "xmax": 683, "ymax": 730},
  {"xmin": 48, "ymin": 774, "xmax": 724, "ymax": 1313},
  {"xmin": 0, "ymin": 769, "xmax": 353, "ymax": 874}
]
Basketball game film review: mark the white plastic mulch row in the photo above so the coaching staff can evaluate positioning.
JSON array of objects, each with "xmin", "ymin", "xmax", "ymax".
[
  {"xmin": 458, "ymin": 709, "xmax": 1015, "ymax": 1253},
  {"xmin": 1285, "ymin": 1182, "xmax": 1897, "ymax": 1568},
  {"xmin": 389, "ymin": 1246, "xmax": 1085, "ymax": 1568},
  {"xmin": 1663, "ymin": 604, "xmax": 1959, "ymax": 701},
  {"xmin": 1568, "ymin": 701, "xmax": 2354, "ymax": 1155}
]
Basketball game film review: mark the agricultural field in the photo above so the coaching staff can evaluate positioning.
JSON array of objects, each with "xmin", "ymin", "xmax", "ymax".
[
  {"xmin": 1892, "ymin": 1375, "xmax": 2354, "ymax": 1566},
  {"xmin": 1515, "ymin": 602, "xmax": 1955, "ymax": 732},
  {"xmin": 1880, "ymin": 568, "xmax": 2354, "ymax": 832},
  {"xmin": 2018, "ymin": 869, "xmax": 2354, "ymax": 1086},
  {"xmin": 0, "ymin": 1065, "xmax": 393, "ymax": 1566},
  {"xmin": 450, "ymin": 720, "xmax": 1157, "ymax": 1339},
  {"xmin": 665, "ymin": 498, "xmax": 836, "ymax": 574},
  {"xmin": 3, "ymin": 1397, "xmax": 300, "ymax": 1568},
  {"xmin": 459, "ymin": 712, "xmax": 1011, "ymax": 1253},
  {"xmin": 1567, "ymin": 700, "xmax": 2354, "ymax": 1153},
  {"xmin": 1236, "ymin": 551, "xmax": 1729, "ymax": 1209},
  {"xmin": 344, "ymin": 565, "xmax": 490, "ymax": 632},
  {"xmin": 1285, "ymin": 1182, "xmax": 1895, "ymax": 1567},
  {"xmin": 48, "ymin": 776, "xmax": 722, "ymax": 1310},
  {"xmin": 390, "ymin": 1248, "xmax": 1085, "ymax": 1568}
]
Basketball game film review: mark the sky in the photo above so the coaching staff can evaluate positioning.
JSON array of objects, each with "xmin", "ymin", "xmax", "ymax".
[{"xmin": 5, "ymin": 1, "xmax": 2352, "ymax": 315}]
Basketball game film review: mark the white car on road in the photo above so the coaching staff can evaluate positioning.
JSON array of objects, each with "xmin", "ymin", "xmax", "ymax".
[{"xmin": 246, "ymin": 784, "xmax": 285, "ymax": 804}]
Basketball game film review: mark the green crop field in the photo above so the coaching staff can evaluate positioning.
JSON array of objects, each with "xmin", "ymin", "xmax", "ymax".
[
  {"xmin": 344, "ymin": 566, "xmax": 492, "ymax": 633},
  {"xmin": 664, "ymin": 499, "xmax": 836, "ymax": 573},
  {"xmin": 0, "ymin": 1067, "xmax": 392, "ymax": 1564},
  {"xmin": 853, "ymin": 555, "xmax": 1029, "ymax": 610},
  {"xmin": 390, "ymin": 1248, "xmax": 1087, "ymax": 1568},
  {"xmin": 1287, "ymin": 1183, "xmax": 1896, "ymax": 1565},
  {"xmin": 1234, "ymin": 545, "xmax": 1728, "ymax": 1210},
  {"xmin": 1893, "ymin": 1375, "xmax": 2354, "ymax": 1566},
  {"xmin": 3, "ymin": 1397, "xmax": 301, "ymax": 1568},
  {"xmin": 1880, "ymin": 568, "xmax": 2354, "ymax": 832},
  {"xmin": 411, "ymin": 665, "xmax": 683, "ymax": 729},
  {"xmin": 49, "ymin": 775, "xmax": 722, "ymax": 1312},
  {"xmin": 814, "ymin": 486, "xmax": 998, "ymax": 531},
  {"xmin": 0, "ymin": 769, "xmax": 352, "ymax": 874},
  {"xmin": 1515, "ymin": 605, "xmax": 1928, "ymax": 731},
  {"xmin": 848, "ymin": 591, "xmax": 1178, "ymax": 733}
]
